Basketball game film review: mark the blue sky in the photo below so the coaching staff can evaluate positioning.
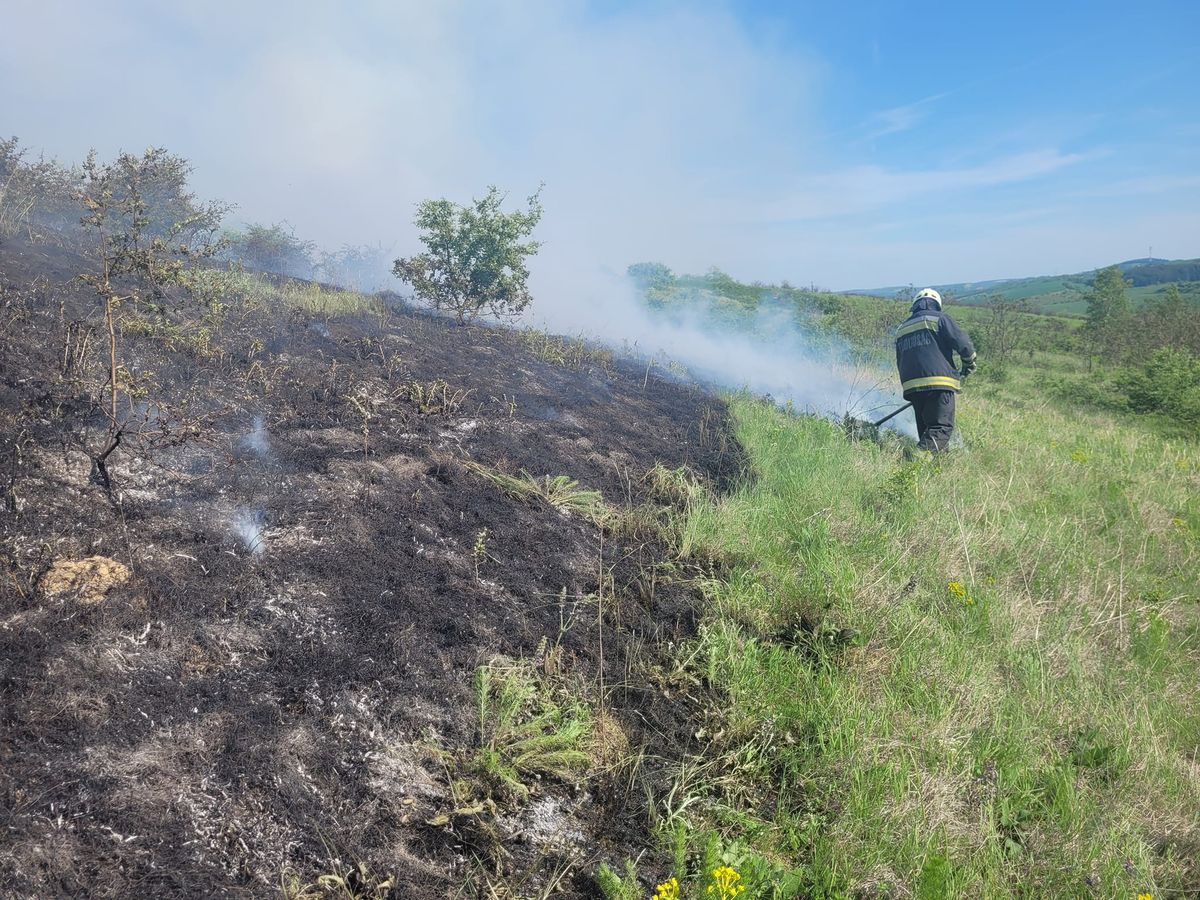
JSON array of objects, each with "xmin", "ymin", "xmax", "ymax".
[{"xmin": 1, "ymin": 0, "xmax": 1197, "ymax": 293}]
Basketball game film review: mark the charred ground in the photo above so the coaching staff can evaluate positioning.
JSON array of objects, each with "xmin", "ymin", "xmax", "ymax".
[{"xmin": 0, "ymin": 234, "xmax": 745, "ymax": 897}]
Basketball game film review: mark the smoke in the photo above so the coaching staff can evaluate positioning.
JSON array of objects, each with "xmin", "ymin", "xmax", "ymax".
[
  {"xmin": 315, "ymin": 244, "xmax": 396, "ymax": 294},
  {"xmin": 0, "ymin": 2, "xmax": 952, "ymax": 436},
  {"xmin": 529, "ymin": 265, "xmax": 917, "ymax": 437},
  {"xmin": 2, "ymin": 1, "xmax": 1196, "ymax": 299},
  {"xmin": 238, "ymin": 416, "xmax": 271, "ymax": 458},
  {"xmin": 231, "ymin": 507, "xmax": 267, "ymax": 555}
]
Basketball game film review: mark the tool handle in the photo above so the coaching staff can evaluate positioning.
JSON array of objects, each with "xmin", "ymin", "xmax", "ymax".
[{"xmin": 872, "ymin": 401, "xmax": 913, "ymax": 428}]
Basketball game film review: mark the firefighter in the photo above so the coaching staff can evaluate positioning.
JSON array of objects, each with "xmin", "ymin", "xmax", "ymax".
[{"xmin": 894, "ymin": 288, "xmax": 977, "ymax": 451}]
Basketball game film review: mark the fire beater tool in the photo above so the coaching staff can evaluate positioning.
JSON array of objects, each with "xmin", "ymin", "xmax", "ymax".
[
  {"xmin": 870, "ymin": 401, "xmax": 912, "ymax": 429},
  {"xmin": 844, "ymin": 368, "xmax": 969, "ymax": 439}
]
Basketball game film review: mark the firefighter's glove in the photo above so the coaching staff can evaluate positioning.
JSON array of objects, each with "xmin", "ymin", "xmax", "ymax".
[{"xmin": 961, "ymin": 357, "xmax": 978, "ymax": 378}]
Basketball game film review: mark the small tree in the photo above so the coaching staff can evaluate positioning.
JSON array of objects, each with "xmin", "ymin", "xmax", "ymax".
[
  {"xmin": 77, "ymin": 147, "xmax": 228, "ymax": 487},
  {"xmin": 627, "ymin": 261, "xmax": 674, "ymax": 291},
  {"xmin": 979, "ymin": 295, "xmax": 1031, "ymax": 372},
  {"xmin": 1142, "ymin": 283, "xmax": 1200, "ymax": 355},
  {"xmin": 393, "ymin": 185, "xmax": 543, "ymax": 324},
  {"xmin": 627, "ymin": 262, "xmax": 675, "ymax": 309},
  {"xmin": 1085, "ymin": 265, "xmax": 1131, "ymax": 361},
  {"xmin": 1119, "ymin": 346, "xmax": 1200, "ymax": 434}
]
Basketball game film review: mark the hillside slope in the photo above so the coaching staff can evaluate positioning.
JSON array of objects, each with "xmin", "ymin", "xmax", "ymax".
[
  {"xmin": 0, "ymin": 235, "xmax": 742, "ymax": 897},
  {"xmin": 4, "ymin": 235, "xmax": 1198, "ymax": 899}
]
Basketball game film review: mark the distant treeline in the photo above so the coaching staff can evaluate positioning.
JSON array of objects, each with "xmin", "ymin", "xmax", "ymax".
[
  {"xmin": 626, "ymin": 261, "xmax": 1079, "ymax": 359},
  {"xmin": 1120, "ymin": 259, "xmax": 1200, "ymax": 287}
]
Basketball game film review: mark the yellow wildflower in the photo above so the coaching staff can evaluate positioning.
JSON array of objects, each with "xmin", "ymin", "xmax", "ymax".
[
  {"xmin": 947, "ymin": 580, "xmax": 975, "ymax": 607},
  {"xmin": 1137, "ymin": 893, "xmax": 1152, "ymax": 900},
  {"xmin": 1071, "ymin": 449, "xmax": 1088, "ymax": 463},
  {"xmin": 652, "ymin": 877, "xmax": 680, "ymax": 900},
  {"xmin": 705, "ymin": 866, "xmax": 745, "ymax": 899}
]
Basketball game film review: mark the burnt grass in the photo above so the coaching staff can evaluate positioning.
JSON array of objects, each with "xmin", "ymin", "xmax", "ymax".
[{"xmin": 0, "ymin": 234, "xmax": 746, "ymax": 898}]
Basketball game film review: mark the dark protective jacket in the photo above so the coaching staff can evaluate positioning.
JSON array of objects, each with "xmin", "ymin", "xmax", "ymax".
[{"xmin": 894, "ymin": 297, "xmax": 977, "ymax": 398}]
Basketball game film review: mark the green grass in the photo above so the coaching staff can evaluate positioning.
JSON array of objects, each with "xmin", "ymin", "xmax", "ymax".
[
  {"xmin": 652, "ymin": 388, "xmax": 1199, "ymax": 897},
  {"xmin": 465, "ymin": 462, "xmax": 607, "ymax": 521},
  {"xmin": 232, "ymin": 270, "xmax": 387, "ymax": 316},
  {"xmin": 518, "ymin": 327, "xmax": 616, "ymax": 371},
  {"xmin": 472, "ymin": 659, "xmax": 593, "ymax": 801}
]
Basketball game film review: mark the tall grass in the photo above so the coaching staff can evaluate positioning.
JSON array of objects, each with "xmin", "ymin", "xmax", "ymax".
[
  {"xmin": 664, "ymin": 389, "xmax": 1199, "ymax": 897},
  {"xmin": 232, "ymin": 270, "xmax": 387, "ymax": 316}
]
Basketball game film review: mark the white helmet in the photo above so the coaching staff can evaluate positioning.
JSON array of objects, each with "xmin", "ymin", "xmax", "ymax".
[{"xmin": 914, "ymin": 287, "xmax": 942, "ymax": 309}]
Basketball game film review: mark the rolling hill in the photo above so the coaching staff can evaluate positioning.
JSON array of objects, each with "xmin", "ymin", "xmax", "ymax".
[{"xmin": 853, "ymin": 256, "xmax": 1200, "ymax": 316}]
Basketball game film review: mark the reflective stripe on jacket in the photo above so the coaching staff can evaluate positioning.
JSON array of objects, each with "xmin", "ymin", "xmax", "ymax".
[{"xmin": 894, "ymin": 298, "xmax": 977, "ymax": 398}]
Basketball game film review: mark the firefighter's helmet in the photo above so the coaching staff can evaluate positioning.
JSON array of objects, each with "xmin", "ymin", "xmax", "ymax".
[{"xmin": 913, "ymin": 287, "xmax": 942, "ymax": 310}]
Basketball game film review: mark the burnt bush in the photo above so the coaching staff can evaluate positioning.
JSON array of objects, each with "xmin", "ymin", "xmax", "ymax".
[
  {"xmin": 0, "ymin": 136, "xmax": 78, "ymax": 239},
  {"xmin": 74, "ymin": 147, "xmax": 231, "ymax": 488},
  {"xmin": 222, "ymin": 222, "xmax": 316, "ymax": 280}
]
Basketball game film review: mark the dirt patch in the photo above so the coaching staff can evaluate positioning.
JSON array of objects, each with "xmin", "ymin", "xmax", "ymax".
[
  {"xmin": 39, "ymin": 556, "xmax": 132, "ymax": 605},
  {"xmin": 0, "ymin": 233, "xmax": 744, "ymax": 897}
]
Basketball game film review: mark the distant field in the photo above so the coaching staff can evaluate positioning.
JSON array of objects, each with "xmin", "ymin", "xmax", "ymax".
[
  {"xmin": 953, "ymin": 281, "xmax": 1199, "ymax": 317},
  {"xmin": 855, "ymin": 259, "xmax": 1200, "ymax": 317}
]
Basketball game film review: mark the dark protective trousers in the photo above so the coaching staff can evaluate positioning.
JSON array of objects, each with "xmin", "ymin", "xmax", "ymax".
[{"xmin": 911, "ymin": 390, "xmax": 955, "ymax": 451}]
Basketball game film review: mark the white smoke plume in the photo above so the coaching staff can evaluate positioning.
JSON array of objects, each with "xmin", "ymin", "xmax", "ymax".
[
  {"xmin": 238, "ymin": 416, "xmax": 271, "ymax": 457},
  {"xmin": 2, "ymin": 3, "xmax": 1194, "ymax": 301},
  {"xmin": 529, "ymin": 266, "xmax": 917, "ymax": 437},
  {"xmin": 232, "ymin": 508, "xmax": 266, "ymax": 555}
]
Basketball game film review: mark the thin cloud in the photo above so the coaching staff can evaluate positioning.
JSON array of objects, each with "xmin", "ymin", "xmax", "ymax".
[
  {"xmin": 1067, "ymin": 174, "xmax": 1200, "ymax": 199},
  {"xmin": 767, "ymin": 149, "xmax": 1090, "ymax": 222},
  {"xmin": 861, "ymin": 92, "xmax": 949, "ymax": 140}
]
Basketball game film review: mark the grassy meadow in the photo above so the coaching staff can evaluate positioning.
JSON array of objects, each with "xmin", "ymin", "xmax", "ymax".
[{"xmin": 612, "ymin": 367, "xmax": 1199, "ymax": 898}]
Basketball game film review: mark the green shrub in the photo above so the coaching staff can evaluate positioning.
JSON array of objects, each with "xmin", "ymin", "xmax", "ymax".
[
  {"xmin": 595, "ymin": 860, "xmax": 642, "ymax": 900},
  {"xmin": 223, "ymin": 222, "xmax": 316, "ymax": 279},
  {"xmin": 628, "ymin": 261, "xmax": 675, "ymax": 292},
  {"xmin": 1118, "ymin": 347, "xmax": 1200, "ymax": 426},
  {"xmin": 1037, "ymin": 372, "xmax": 1126, "ymax": 413},
  {"xmin": 472, "ymin": 659, "xmax": 592, "ymax": 801},
  {"xmin": 393, "ymin": 185, "xmax": 543, "ymax": 324}
]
